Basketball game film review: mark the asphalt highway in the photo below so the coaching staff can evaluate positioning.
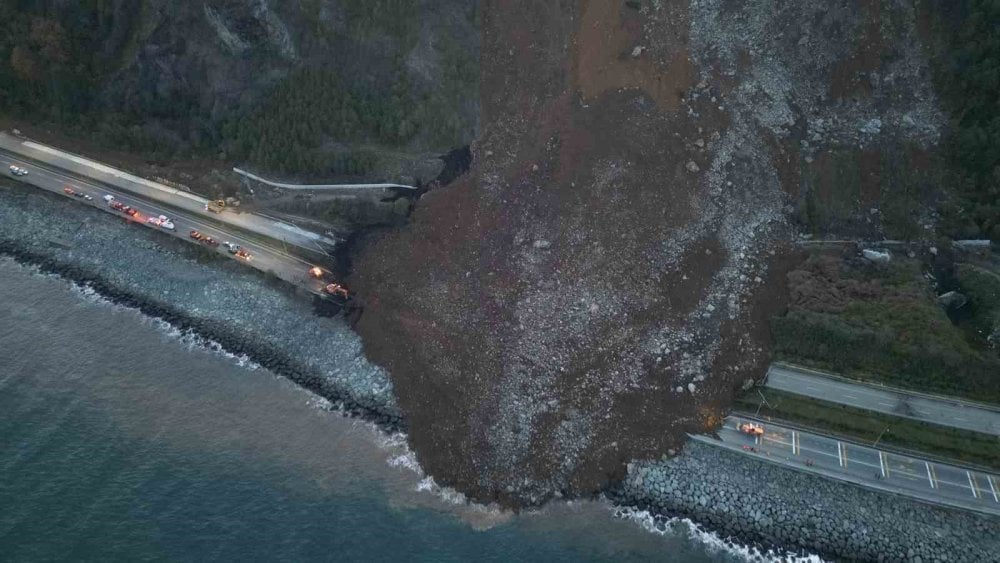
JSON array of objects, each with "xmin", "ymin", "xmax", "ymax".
[
  {"xmin": 698, "ymin": 415, "xmax": 1000, "ymax": 516},
  {"xmin": 0, "ymin": 133, "xmax": 337, "ymax": 255},
  {"xmin": 765, "ymin": 364, "xmax": 1000, "ymax": 436},
  {"xmin": 2, "ymin": 154, "xmax": 341, "ymax": 297}
]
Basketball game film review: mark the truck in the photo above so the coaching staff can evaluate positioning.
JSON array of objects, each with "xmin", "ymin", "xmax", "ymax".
[
  {"xmin": 147, "ymin": 215, "xmax": 175, "ymax": 230},
  {"xmin": 205, "ymin": 200, "xmax": 226, "ymax": 214}
]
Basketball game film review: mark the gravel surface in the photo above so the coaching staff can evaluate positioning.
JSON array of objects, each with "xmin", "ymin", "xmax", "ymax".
[
  {"xmin": 0, "ymin": 183, "xmax": 400, "ymax": 429},
  {"xmin": 610, "ymin": 441, "xmax": 1000, "ymax": 562}
]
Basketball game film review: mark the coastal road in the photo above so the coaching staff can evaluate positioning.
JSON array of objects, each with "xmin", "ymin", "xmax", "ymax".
[
  {"xmin": 1, "ymin": 153, "xmax": 341, "ymax": 297},
  {"xmin": 695, "ymin": 415, "xmax": 1000, "ymax": 516},
  {"xmin": 0, "ymin": 133, "xmax": 337, "ymax": 255},
  {"xmin": 765, "ymin": 364, "xmax": 1000, "ymax": 436}
]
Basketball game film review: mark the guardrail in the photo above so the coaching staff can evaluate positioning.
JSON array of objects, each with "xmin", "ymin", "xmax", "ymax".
[{"xmin": 233, "ymin": 167, "xmax": 417, "ymax": 191}]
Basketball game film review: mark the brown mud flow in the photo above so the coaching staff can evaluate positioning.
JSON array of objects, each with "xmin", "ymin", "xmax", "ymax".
[{"xmin": 350, "ymin": 0, "xmax": 942, "ymax": 507}]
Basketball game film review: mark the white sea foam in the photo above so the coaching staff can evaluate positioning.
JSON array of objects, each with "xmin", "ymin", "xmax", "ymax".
[
  {"xmin": 613, "ymin": 505, "xmax": 825, "ymax": 563},
  {"xmin": 306, "ymin": 395, "xmax": 334, "ymax": 411},
  {"xmin": 64, "ymin": 277, "xmax": 262, "ymax": 371}
]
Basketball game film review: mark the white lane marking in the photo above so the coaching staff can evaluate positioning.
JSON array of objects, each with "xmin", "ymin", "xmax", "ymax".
[
  {"xmin": 843, "ymin": 394, "xmax": 859, "ymax": 400},
  {"xmin": 792, "ymin": 431, "xmax": 798, "ymax": 455},
  {"xmin": 25, "ymin": 168, "xmax": 329, "ymax": 294},
  {"xmin": 27, "ymin": 161, "xmax": 323, "ymax": 265},
  {"xmin": 837, "ymin": 442, "xmax": 844, "ymax": 468},
  {"xmin": 724, "ymin": 420, "xmax": 999, "ymax": 494},
  {"xmin": 967, "ymin": 471, "xmax": 979, "ymax": 498},
  {"xmin": 797, "ymin": 445, "xmax": 882, "ymax": 470},
  {"xmin": 988, "ymin": 475, "xmax": 999, "ymax": 503},
  {"xmin": 30, "ymin": 166, "xmax": 322, "ymax": 271},
  {"xmin": 805, "ymin": 386, "xmax": 820, "ymax": 392},
  {"xmin": 925, "ymin": 462, "xmax": 935, "ymax": 488},
  {"xmin": 877, "ymin": 401, "xmax": 894, "ymax": 407}
]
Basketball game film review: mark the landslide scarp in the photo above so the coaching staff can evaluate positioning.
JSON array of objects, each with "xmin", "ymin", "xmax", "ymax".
[{"xmin": 351, "ymin": 0, "xmax": 948, "ymax": 507}]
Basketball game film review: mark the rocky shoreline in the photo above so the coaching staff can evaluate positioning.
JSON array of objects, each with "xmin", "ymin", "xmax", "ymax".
[
  {"xmin": 610, "ymin": 442, "xmax": 1000, "ymax": 562},
  {"xmin": 0, "ymin": 183, "xmax": 402, "ymax": 432}
]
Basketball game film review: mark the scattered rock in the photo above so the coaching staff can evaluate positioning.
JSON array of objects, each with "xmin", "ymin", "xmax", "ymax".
[
  {"xmin": 937, "ymin": 291, "xmax": 967, "ymax": 309},
  {"xmin": 685, "ymin": 160, "xmax": 701, "ymax": 173},
  {"xmin": 862, "ymin": 249, "xmax": 891, "ymax": 263}
]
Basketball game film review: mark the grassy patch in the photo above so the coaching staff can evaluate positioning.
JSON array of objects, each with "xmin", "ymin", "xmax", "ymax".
[
  {"xmin": 773, "ymin": 252, "xmax": 1000, "ymax": 402},
  {"xmin": 735, "ymin": 388, "xmax": 1000, "ymax": 469},
  {"xmin": 955, "ymin": 263, "xmax": 1000, "ymax": 346}
]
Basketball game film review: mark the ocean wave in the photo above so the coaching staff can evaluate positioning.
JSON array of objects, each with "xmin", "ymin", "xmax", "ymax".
[
  {"xmin": 377, "ymin": 432, "xmax": 483, "ymax": 507},
  {"xmin": 612, "ymin": 505, "xmax": 824, "ymax": 563},
  {"xmin": 63, "ymin": 277, "xmax": 263, "ymax": 371}
]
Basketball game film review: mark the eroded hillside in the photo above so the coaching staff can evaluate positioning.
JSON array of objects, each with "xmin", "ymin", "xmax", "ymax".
[{"xmin": 351, "ymin": 0, "xmax": 947, "ymax": 506}]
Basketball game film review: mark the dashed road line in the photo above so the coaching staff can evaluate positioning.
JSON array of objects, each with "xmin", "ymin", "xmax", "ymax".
[
  {"xmin": 837, "ymin": 442, "xmax": 844, "ymax": 468},
  {"xmin": 925, "ymin": 462, "xmax": 935, "ymax": 488},
  {"xmin": 968, "ymin": 471, "xmax": 980, "ymax": 498},
  {"xmin": 988, "ymin": 475, "xmax": 999, "ymax": 503}
]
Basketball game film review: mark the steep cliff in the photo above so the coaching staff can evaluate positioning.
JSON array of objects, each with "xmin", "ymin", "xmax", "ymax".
[{"xmin": 0, "ymin": 0, "xmax": 478, "ymax": 182}]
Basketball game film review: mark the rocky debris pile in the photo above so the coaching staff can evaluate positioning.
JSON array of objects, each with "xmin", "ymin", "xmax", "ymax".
[
  {"xmin": 689, "ymin": 0, "xmax": 943, "ymax": 148},
  {"xmin": 685, "ymin": 0, "xmax": 946, "ymax": 240},
  {"xmin": 351, "ymin": 0, "xmax": 796, "ymax": 507},
  {"xmin": 0, "ymin": 185, "xmax": 400, "ymax": 429},
  {"xmin": 610, "ymin": 442, "xmax": 1000, "ymax": 562}
]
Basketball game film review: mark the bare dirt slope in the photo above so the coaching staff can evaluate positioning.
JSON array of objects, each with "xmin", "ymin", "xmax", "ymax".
[{"xmin": 351, "ymin": 0, "xmax": 944, "ymax": 506}]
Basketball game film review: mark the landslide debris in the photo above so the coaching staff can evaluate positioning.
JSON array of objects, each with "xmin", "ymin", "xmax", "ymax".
[{"xmin": 352, "ymin": 0, "xmax": 946, "ymax": 506}]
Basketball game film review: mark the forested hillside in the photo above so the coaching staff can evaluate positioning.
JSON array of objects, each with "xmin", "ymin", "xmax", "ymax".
[
  {"xmin": 0, "ymin": 0, "xmax": 478, "ymax": 180},
  {"xmin": 936, "ymin": 0, "xmax": 1000, "ymax": 241}
]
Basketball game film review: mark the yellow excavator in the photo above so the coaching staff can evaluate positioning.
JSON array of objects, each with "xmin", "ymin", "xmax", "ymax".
[{"xmin": 206, "ymin": 199, "xmax": 226, "ymax": 214}]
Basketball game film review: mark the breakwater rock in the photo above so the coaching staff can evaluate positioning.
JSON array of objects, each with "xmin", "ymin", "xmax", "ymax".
[
  {"xmin": 609, "ymin": 441, "xmax": 1000, "ymax": 562},
  {"xmin": 0, "ymin": 184, "xmax": 401, "ymax": 431}
]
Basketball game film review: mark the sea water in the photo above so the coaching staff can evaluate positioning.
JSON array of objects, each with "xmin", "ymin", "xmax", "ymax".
[{"xmin": 0, "ymin": 257, "xmax": 758, "ymax": 562}]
